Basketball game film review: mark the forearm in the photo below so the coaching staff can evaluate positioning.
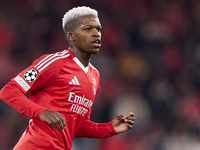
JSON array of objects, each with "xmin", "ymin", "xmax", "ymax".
[
  {"xmin": 75, "ymin": 119, "xmax": 118, "ymax": 138},
  {"xmin": 0, "ymin": 81, "xmax": 46, "ymax": 119}
]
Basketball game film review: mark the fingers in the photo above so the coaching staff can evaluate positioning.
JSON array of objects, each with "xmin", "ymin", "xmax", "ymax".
[
  {"xmin": 129, "ymin": 112, "xmax": 135, "ymax": 116},
  {"xmin": 127, "ymin": 112, "xmax": 135, "ymax": 121},
  {"xmin": 40, "ymin": 110, "xmax": 65, "ymax": 131},
  {"xmin": 48, "ymin": 115, "xmax": 59, "ymax": 130},
  {"xmin": 119, "ymin": 112, "xmax": 135, "ymax": 122},
  {"xmin": 124, "ymin": 112, "xmax": 135, "ymax": 120},
  {"xmin": 56, "ymin": 113, "xmax": 66, "ymax": 131},
  {"xmin": 50, "ymin": 112, "xmax": 65, "ymax": 131},
  {"xmin": 123, "ymin": 112, "xmax": 135, "ymax": 127}
]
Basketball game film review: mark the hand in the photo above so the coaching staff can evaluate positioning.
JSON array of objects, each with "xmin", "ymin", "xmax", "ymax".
[
  {"xmin": 112, "ymin": 112, "xmax": 135, "ymax": 133},
  {"xmin": 39, "ymin": 109, "xmax": 65, "ymax": 131}
]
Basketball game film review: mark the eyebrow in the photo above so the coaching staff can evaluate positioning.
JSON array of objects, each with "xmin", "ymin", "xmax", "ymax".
[{"xmin": 84, "ymin": 25, "xmax": 102, "ymax": 28}]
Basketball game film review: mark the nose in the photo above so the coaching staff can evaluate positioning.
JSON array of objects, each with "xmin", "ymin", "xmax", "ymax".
[{"xmin": 92, "ymin": 29, "xmax": 101, "ymax": 37}]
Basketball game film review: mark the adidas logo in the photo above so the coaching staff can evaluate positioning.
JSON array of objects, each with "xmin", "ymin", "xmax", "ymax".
[{"xmin": 69, "ymin": 76, "xmax": 80, "ymax": 85}]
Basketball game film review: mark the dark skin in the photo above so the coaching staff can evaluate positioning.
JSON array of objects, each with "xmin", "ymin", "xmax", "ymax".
[
  {"xmin": 39, "ymin": 15, "xmax": 135, "ymax": 133},
  {"xmin": 67, "ymin": 15, "xmax": 102, "ymax": 67}
]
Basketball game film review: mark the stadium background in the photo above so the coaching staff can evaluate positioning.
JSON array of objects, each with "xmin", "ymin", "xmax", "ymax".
[{"xmin": 0, "ymin": 0, "xmax": 200, "ymax": 149}]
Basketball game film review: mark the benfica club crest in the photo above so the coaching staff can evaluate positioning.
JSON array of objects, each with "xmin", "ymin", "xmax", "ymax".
[{"xmin": 92, "ymin": 79, "xmax": 97, "ymax": 95}]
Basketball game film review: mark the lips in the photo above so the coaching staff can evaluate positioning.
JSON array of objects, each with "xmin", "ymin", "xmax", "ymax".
[{"xmin": 92, "ymin": 39, "xmax": 101, "ymax": 47}]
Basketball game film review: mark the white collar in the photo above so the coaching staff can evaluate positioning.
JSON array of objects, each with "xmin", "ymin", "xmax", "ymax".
[{"xmin": 73, "ymin": 57, "xmax": 89, "ymax": 73}]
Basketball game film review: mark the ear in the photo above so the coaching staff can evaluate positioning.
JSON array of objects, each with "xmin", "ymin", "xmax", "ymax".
[{"xmin": 67, "ymin": 31, "xmax": 75, "ymax": 42}]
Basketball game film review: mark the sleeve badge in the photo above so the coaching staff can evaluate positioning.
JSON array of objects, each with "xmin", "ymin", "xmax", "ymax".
[{"xmin": 23, "ymin": 69, "xmax": 38, "ymax": 82}]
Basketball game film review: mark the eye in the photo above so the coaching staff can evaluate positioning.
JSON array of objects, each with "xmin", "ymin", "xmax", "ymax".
[
  {"xmin": 85, "ymin": 27, "xmax": 91, "ymax": 31},
  {"xmin": 97, "ymin": 27, "xmax": 102, "ymax": 32}
]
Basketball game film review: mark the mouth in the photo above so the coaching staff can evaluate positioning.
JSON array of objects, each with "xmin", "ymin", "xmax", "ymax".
[{"xmin": 92, "ymin": 39, "xmax": 101, "ymax": 48}]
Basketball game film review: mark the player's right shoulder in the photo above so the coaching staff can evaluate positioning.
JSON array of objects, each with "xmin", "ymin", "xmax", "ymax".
[
  {"xmin": 12, "ymin": 50, "xmax": 71, "ymax": 93},
  {"xmin": 33, "ymin": 50, "xmax": 70, "ymax": 73}
]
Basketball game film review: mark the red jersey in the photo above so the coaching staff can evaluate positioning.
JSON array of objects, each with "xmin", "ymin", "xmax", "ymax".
[{"xmin": 0, "ymin": 48, "xmax": 117, "ymax": 150}]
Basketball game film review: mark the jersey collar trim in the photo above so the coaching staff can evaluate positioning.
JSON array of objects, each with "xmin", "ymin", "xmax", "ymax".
[
  {"xmin": 68, "ymin": 48, "xmax": 89, "ymax": 73},
  {"xmin": 73, "ymin": 57, "xmax": 89, "ymax": 73}
]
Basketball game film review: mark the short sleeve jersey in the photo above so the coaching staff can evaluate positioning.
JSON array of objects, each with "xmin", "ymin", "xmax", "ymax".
[{"xmin": 12, "ymin": 48, "xmax": 100, "ymax": 149}]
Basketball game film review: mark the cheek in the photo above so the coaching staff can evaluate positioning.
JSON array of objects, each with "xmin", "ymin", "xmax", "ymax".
[
  {"xmin": 75, "ymin": 37, "xmax": 89, "ymax": 49},
  {"xmin": 77, "ymin": 36, "xmax": 89, "ymax": 45}
]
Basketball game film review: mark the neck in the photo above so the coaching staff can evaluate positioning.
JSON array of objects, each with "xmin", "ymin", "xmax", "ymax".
[{"xmin": 69, "ymin": 47, "xmax": 91, "ymax": 67}]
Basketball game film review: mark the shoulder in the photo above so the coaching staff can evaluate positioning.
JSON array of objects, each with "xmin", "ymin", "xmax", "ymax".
[{"xmin": 33, "ymin": 50, "xmax": 71, "ymax": 73}]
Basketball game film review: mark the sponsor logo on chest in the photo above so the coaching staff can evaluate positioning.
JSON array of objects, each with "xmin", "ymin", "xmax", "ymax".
[{"xmin": 68, "ymin": 92, "xmax": 93, "ymax": 116}]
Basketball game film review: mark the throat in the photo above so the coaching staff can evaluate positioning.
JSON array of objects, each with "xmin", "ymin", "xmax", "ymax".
[
  {"xmin": 70, "ymin": 47, "xmax": 91, "ymax": 67},
  {"xmin": 73, "ymin": 57, "xmax": 89, "ymax": 73},
  {"xmin": 79, "ymin": 58, "xmax": 90, "ymax": 67}
]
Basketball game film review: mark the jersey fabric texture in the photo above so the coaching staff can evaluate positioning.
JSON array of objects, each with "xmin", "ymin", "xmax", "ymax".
[{"xmin": 0, "ymin": 48, "xmax": 117, "ymax": 150}]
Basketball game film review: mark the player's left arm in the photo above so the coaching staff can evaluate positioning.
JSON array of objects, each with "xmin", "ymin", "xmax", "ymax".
[
  {"xmin": 75, "ymin": 118, "xmax": 117, "ymax": 138},
  {"xmin": 75, "ymin": 112, "xmax": 135, "ymax": 138},
  {"xmin": 75, "ymin": 70, "xmax": 135, "ymax": 138}
]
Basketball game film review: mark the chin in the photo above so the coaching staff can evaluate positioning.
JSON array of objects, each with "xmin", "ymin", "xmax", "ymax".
[{"xmin": 91, "ymin": 48, "xmax": 100, "ymax": 54}]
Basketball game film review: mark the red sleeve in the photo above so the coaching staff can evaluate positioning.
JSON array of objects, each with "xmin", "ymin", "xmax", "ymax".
[
  {"xmin": 75, "ymin": 107, "xmax": 118, "ymax": 138},
  {"xmin": 75, "ymin": 119, "xmax": 118, "ymax": 138},
  {"xmin": 0, "ymin": 81, "xmax": 46, "ymax": 119},
  {"xmin": 0, "ymin": 50, "xmax": 70, "ymax": 119},
  {"xmin": 12, "ymin": 50, "xmax": 70, "ymax": 94}
]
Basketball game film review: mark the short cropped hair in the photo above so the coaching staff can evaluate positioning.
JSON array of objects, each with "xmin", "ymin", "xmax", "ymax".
[{"xmin": 62, "ymin": 6, "xmax": 98, "ymax": 34}]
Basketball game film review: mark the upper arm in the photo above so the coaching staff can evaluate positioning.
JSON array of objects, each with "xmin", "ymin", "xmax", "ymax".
[{"xmin": 12, "ymin": 51, "xmax": 70, "ymax": 94}]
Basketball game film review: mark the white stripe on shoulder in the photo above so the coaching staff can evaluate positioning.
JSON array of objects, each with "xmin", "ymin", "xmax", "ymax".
[
  {"xmin": 34, "ymin": 50, "xmax": 70, "ymax": 72},
  {"xmin": 34, "ymin": 54, "xmax": 54, "ymax": 68},
  {"xmin": 35, "ymin": 50, "xmax": 68, "ymax": 70},
  {"xmin": 38, "ymin": 54, "xmax": 70, "ymax": 72}
]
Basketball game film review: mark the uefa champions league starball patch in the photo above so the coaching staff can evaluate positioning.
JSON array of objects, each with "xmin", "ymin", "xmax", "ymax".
[{"xmin": 23, "ymin": 69, "xmax": 38, "ymax": 82}]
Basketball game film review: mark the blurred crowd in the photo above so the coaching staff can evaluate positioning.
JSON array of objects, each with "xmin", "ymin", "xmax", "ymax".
[{"xmin": 1, "ymin": 0, "xmax": 200, "ymax": 149}]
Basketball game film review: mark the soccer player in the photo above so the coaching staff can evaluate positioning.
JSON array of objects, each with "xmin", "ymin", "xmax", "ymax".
[{"xmin": 0, "ymin": 6, "xmax": 135, "ymax": 150}]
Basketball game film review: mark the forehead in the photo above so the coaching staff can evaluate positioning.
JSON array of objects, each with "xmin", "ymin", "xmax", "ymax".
[{"xmin": 76, "ymin": 16, "xmax": 101, "ymax": 27}]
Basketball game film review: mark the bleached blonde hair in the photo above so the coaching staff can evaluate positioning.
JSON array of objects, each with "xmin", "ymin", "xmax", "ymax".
[{"xmin": 62, "ymin": 6, "xmax": 98, "ymax": 34}]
